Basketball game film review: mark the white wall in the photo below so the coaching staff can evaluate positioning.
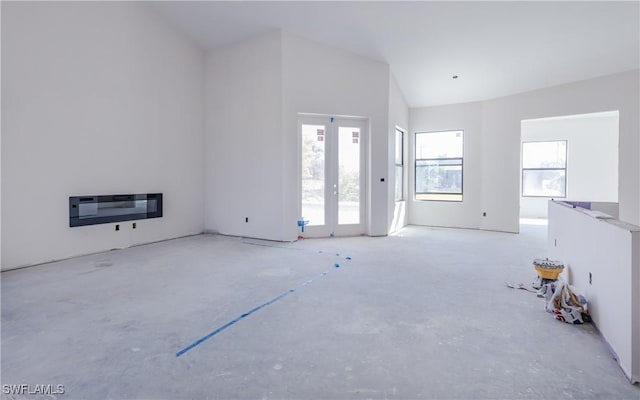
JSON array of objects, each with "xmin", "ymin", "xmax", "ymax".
[
  {"xmin": 409, "ymin": 70, "xmax": 639, "ymax": 233},
  {"xmin": 520, "ymin": 112, "xmax": 619, "ymax": 218},
  {"xmin": 204, "ymin": 31, "xmax": 284, "ymax": 240},
  {"xmin": 203, "ymin": 31, "xmax": 392, "ymax": 241},
  {"xmin": 548, "ymin": 201, "xmax": 640, "ymax": 383},
  {"xmin": 483, "ymin": 70, "xmax": 639, "ymax": 232},
  {"xmin": 281, "ymin": 32, "xmax": 391, "ymax": 238},
  {"xmin": 408, "ymin": 102, "xmax": 483, "ymax": 229},
  {"xmin": 388, "ymin": 74, "xmax": 409, "ymax": 233},
  {"xmin": 1, "ymin": 2, "xmax": 205, "ymax": 269}
]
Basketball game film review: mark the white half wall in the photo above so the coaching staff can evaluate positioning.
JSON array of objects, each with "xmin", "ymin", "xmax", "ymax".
[
  {"xmin": 520, "ymin": 111, "xmax": 619, "ymax": 219},
  {"xmin": 1, "ymin": 2, "xmax": 205, "ymax": 269},
  {"xmin": 408, "ymin": 102, "xmax": 483, "ymax": 229},
  {"xmin": 548, "ymin": 200, "xmax": 640, "ymax": 383},
  {"xmin": 204, "ymin": 31, "xmax": 284, "ymax": 240},
  {"xmin": 409, "ymin": 70, "xmax": 639, "ymax": 233}
]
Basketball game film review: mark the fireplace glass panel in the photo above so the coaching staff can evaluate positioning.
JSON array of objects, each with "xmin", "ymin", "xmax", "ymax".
[{"xmin": 70, "ymin": 194, "xmax": 162, "ymax": 227}]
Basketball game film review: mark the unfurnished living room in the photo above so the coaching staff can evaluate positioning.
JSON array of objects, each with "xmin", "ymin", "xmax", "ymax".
[{"xmin": 1, "ymin": 1, "xmax": 639, "ymax": 399}]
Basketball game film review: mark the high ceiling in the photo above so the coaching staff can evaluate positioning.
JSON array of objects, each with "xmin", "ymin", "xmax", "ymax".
[{"xmin": 150, "ymin": 1, "xmax": 640, "ymax": 108}]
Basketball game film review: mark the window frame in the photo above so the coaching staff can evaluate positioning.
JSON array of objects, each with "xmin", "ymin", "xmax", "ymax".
[
  {"xmin": 414, "ymin": 130, "xmax": 464, "ymax": 202},
  {"xmin": 395, "ymin": 128, "xmax": 405, "ymax": 201},
  {"xmin": 521, "ymin": 140, "xmax": 568, "ymax": 198}
]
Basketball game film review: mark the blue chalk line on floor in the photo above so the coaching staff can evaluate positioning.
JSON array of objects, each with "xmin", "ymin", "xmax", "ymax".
[{"xmin": 176, "ymin": 254, "xmax": 352, "ymax": 357}]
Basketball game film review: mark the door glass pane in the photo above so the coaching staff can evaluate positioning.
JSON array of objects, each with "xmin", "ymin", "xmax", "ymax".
[
  {"xmin": 338, "ymin": 126, "xmax": 360, "ymax": 225},
  {"xmin": 301, "ymin": 124, "xmax": 325, "ymax": 226}
]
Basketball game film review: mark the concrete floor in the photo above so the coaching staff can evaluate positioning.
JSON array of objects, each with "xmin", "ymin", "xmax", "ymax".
[{"xmin": 2, "ymin": 224, "xmax": 639, "ymax": 399}]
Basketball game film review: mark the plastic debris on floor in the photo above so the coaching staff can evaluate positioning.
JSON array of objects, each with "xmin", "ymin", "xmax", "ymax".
[
  {"xmin": 542, "ymin": 280, "xmax": 590, "ymax": 324},
  {"xmin": 505, "ymin": 281, "xmax": 537, "ymax": 293},
  {"xmin": 506, "ymin": 257, "xmax": 590, "ymax": 324}
]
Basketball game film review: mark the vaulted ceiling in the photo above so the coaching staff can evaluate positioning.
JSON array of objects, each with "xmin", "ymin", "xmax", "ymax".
[{"xmin": 150, "ymin": 1, "xmax": 640, "ymax": 108}]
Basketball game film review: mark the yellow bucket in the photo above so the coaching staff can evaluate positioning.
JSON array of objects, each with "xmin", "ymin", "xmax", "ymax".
[{"xmin": 534, "ymin": 265, "xmax": 563, "ymax": 280}]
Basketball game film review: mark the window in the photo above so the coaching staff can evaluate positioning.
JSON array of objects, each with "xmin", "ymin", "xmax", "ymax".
[
  {"xmin": 415, "ymin": 130, "xmax": 463, "ymax": 201},
  {"xmin": 522, "ymin": 140, "xmax": 567, "ymax": 197},
  {"xmin": 395, "ymin": 128, "xmax": 404, "ymax": 201}
]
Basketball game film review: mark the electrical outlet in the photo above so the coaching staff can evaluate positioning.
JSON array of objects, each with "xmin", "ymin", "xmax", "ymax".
[
  {"xmin": 589, "ymin": 272, "xmax": 592, "ymax": 285},
  {"xmin": 132, "ymin": 222, "xmax": 136, "ymax": 229},
  {"xmin": 245, "ymin": 217, "xmax": 249, "ymax": 223},
  {"xmin": 115, "ymin": 224, "xmax": 120, "ymax": 231},
  {"xmin": 482, "ymin": 212, "xmax": 486, "ymax": 217}
]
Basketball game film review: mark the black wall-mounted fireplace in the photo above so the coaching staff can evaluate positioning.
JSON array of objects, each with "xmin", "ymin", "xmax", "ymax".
[{"xmin": 69, "ymin": 193, "xmax": 162, "ymax": 227}]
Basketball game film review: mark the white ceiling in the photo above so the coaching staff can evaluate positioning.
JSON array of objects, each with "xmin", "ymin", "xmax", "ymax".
[{"xmin": 149, "ymin": 1, "xmax": 640, "ymax": 108}]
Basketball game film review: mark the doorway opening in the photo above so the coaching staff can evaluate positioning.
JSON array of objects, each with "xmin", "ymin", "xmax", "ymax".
[
  {"xmin": 519, "ymin": 110, "xmax": 620, "ymax": 227},
  {"xmin": 299, "ymin": 115, "xmax": 367, "ymax": 237}
]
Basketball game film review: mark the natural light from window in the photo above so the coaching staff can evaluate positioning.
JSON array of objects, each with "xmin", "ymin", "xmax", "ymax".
[
  {"xmin": 415, "ymin": 130, "xmax": 463, "ymax": 202},
  {"xmin": 522, "ymin": 141, "xmax": 567, "ymax": 197}
]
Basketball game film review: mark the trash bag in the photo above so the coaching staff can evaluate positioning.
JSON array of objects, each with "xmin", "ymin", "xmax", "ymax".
[{"xmin": 543, "ymin": 280, "xmax": 589, "ymax": 324}]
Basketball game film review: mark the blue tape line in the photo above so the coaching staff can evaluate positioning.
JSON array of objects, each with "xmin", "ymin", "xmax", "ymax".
[{"xmin": 176, "ymin": 269, "xmax": 333, "ymax": 357}]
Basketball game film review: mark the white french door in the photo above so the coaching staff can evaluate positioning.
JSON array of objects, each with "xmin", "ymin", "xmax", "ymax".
[{"xmin": 299, "ymin": 115, "xmax": 367, "ymax": 237}]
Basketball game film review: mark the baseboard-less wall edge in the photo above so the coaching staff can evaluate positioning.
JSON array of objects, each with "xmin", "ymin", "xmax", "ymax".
[
  {"xmin": 406, "ymin": 223, "xmax": 480, "ymax": 231},
  {"xmin": 214, "ymin": 232, "xmax": 295, "ymax": 243},
  {"xmin": 406, "ymin": 223, "xmax": 519, "ymax": 235},
  {"xmin": 367, "ymin": 233, "xmax": 388, "ymax": 237},
  {"xmin": 1, "ymin": 232, "xmax": 204, "ymax": 273},
  {"xmin": 128, "ymin": 232, "xmax": 204, "ymax": 249},
  {"xmin": 480, "ymin": 227, "xmax": 519, "ymax": 234},
  {"xmin": 589, "ymin": 318, "xmax": 631, "ymax": 382},
  {"xmin": 1, "ymin": 248, "xmax": 123, "ymax": 273},
  {"xmin": 590, "ymin": 318, "xmax": 639, "ymax": 384}
]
